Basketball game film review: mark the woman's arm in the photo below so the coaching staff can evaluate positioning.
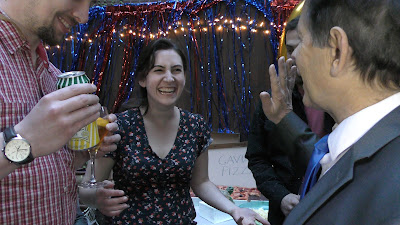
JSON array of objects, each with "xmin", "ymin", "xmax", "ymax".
[
  {"xmin": 83, "ymin": 156, "xmax": 115, "ymax": 182},
  {"xmin": 190, "ymin": 150, "xmax": 270, "ymax": 225}
]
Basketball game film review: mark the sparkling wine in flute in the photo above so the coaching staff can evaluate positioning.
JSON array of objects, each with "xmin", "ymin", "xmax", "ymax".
[{"xmin": 90, "ymin": 117, "xmax": 109, "ymax": 154}]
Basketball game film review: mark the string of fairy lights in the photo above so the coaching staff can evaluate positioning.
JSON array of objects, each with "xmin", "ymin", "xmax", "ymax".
[{"xmin": 46, "ymin": 16, "xmax": 285, "ymax": 50}]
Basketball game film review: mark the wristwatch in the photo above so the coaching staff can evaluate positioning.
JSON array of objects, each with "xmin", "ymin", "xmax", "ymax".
[{"xmin": 2, "ymin": 127, "xmax": 34, "ymax": 165}]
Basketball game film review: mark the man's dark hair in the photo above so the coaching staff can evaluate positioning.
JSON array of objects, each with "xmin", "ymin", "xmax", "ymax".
[
  {"xmin": 284, "ymin": 16, "xmax": 299, "ymax": 45},
  {"xmin": 119, "ymin": 38, "xmax": 188, "ymax": 113},
  {"xmin": 305, "ymin": 0, "xmax": 400, "ymax": 89}
]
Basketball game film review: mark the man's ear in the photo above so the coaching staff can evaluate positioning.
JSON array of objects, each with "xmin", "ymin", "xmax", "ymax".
[{"xmin": 329, "ymin": 26, "xmax": 352, "ymax": 77}]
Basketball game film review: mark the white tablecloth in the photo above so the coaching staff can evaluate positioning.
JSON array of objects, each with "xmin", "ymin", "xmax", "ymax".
[
  {"xmin": 193, "ymin": 197, "xmax": 268, "ymax": 225},
  {"xmin": 194, "ymin": 206, "xmax": 237, "ymax": 225}
]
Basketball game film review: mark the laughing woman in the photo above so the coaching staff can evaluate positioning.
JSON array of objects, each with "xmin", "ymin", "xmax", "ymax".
[{"xmin": 80, "ymin": 38, "xmax": 269, "ymax": 225}]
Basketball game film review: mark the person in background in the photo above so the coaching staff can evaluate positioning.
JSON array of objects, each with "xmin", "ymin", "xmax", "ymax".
[
  {"xmin": 261, "ymin": 0, "xmax": 400, "ymax": 224},
  {"xmin": 80, "ymin": 38, "xmax": 270, "ymax": 225},
  {"xmin": 0, "ymin": 0, "xmax": 120, "ymax": 224},
  {"xmin": 245, "ymin": 17, "xmax": 334, "ymax": 225}
]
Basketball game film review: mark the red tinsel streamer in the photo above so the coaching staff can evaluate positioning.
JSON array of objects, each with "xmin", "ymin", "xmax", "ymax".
[
  {"xmin": 94, "ymin": 7, "xmax": 116, "ymax": 96},
  {"xmin": 113, "ymin": 14, "xmax": 135, "ymax": 112}
]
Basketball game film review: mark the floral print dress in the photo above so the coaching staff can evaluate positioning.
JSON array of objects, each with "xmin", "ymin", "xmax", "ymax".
[{"xmin": 105, "ymin": 107, "xmax": 211, "ymax": 225}]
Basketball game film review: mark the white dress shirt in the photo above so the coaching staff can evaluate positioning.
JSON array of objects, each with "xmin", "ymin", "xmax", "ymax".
[{"xmin": 320, "ymin": 92, "xmax": 400, "ymax": 175}]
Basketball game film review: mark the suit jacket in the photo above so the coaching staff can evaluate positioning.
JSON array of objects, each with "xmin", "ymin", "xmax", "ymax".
[
  {"xmin": 279, "ymin": 105, "xmax": 400, "ymax": 225},
  {"xmin": 246, "ymin": 89, "xmax": 334, "ymax": 225}
]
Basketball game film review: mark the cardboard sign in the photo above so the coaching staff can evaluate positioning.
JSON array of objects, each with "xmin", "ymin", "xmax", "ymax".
[{"xmin": 208, "ymin": 146, "xmax": 256, "ymax": 188}]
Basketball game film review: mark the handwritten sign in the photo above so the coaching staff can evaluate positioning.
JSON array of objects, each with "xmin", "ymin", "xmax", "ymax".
[{"xmin": 208, "ymin": 146, "xmax": 256, "ymax": 188}]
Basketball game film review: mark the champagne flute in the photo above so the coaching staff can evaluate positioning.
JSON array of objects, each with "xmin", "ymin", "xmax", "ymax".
[{"xmin": 79, "ymin": 106, "xmax": 109, "ymax": 188}]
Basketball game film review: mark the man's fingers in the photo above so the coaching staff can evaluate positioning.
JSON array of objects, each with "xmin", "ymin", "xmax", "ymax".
[
  {"xmin": 260, "ymin": 91, "xmax": 273, "ymax": 113},
  {"xmin": 268, "ymin": 64, "xmax": 280, "ymax": 98},
  {"xmin": 60, "ymin": 93, "xmax": 100, "ymax": 113},
  {"xmin": 287, "ymin": 58, "xmax": 294, "ymax": 68},
  {"xmin": 288, "ymin": 66, "xmax": 297, "ymax": 92},
  {"xmin": 50, "ymin": 83, "xmax": 97, "ymax": 101},
  {"xmin": 278, "ymin": 56, "xmax": 287, "ymax": 91},
  {"xmin": 67, "ymin": 103, "xmax": 101, "ymax": 130},
  {"xmin": 286, "ymin": 58, "xmax": 296, "ymax": 90}
]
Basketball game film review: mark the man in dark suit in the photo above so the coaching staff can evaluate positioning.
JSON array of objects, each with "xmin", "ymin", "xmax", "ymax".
[
  {"xmin": 246, "ymin": 17, "xmax": 334, "ymax": 225},
  {"xmin": 260, "ymin": 0, "xmax": 400, "ymax": 224}
]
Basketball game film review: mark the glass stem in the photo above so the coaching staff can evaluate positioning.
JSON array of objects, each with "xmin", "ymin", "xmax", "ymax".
[{"xmin": 88, "ymin": 148, "xmax": 97, "ymax": 183}]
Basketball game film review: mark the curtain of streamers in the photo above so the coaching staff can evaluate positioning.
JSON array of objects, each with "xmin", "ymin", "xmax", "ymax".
[{"xmin": 47, "ymin": 0, "xmax": 287, "ymax": 140}]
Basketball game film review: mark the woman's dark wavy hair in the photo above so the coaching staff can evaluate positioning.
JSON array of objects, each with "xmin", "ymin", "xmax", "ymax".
[
  {"xmin": 304, "ymin": 0, "xmax": 400, "ymax": 89},
  {"xmin": 119, "ymin": 38, "xmax": 188, "ymax": 113}
]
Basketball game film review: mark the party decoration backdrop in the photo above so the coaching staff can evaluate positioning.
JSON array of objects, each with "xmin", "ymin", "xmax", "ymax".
[{"xmin": 47, "ymin": 0, "xmax": 299, "ymax": 140}]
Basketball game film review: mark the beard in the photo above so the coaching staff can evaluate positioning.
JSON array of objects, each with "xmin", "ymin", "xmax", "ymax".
[{"xmin": 37, "ymin": 26, "xmax": 63, "ymax": 46}]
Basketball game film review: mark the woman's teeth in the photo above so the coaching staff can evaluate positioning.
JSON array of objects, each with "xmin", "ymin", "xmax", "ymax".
[{"xmin": 159, "ymin": 87, "xmax": 175, "ymax": 94}]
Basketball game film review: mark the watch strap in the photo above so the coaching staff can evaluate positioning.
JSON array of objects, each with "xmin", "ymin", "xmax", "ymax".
[{"xmin": 3, "ymin": 127, "xmax": 17, "ymax": 143}]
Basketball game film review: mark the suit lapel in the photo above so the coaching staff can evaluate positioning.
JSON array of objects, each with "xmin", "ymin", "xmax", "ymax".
[{"xmin": 284, "ymin": 106, "xmax": 400, "ymax": 225}]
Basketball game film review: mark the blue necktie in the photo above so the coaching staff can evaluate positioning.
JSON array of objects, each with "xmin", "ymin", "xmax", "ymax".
[{"xmin": 299, "ymin": 134, "xmax": 330, "ymax": 199}]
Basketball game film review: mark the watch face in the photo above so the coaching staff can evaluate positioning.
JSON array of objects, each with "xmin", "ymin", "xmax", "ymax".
[{"xmin": 5, "ymin": 139, "xmax": 31, "ymax": 162}]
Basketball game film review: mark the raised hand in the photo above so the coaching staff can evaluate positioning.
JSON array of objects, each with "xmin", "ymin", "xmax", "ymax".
[
  {"xmin": 260, "ymin": 56, "xmax": 297, "ymax": 124},
  {"xmin": 14, "ymin": 84, "xmax": 100, "ymax": 158}
]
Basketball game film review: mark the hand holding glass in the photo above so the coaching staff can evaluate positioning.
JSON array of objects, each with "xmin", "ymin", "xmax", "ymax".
[{"xmin": 79, "ymin": 106, "xmax": 109, "ymax": 188}]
